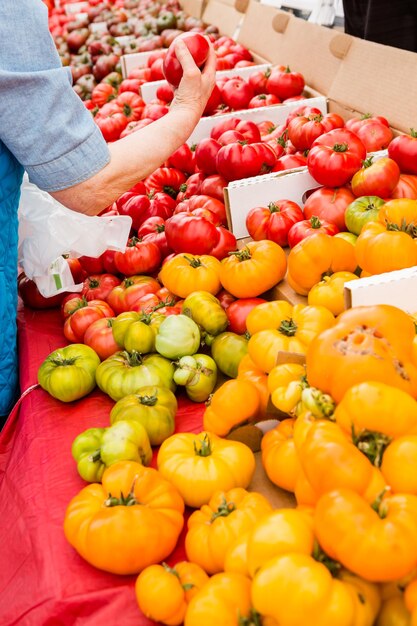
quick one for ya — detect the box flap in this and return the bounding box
[327,37,417,133]
[180,0,206,19]
[344,267,417,313]
[237,1,343,94]
[202,0,244,37]
[120,51,157,78]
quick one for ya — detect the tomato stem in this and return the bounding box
[278,318,298,336]
[138,394,158,406]
[310,215,322,229]
[313,542,342,577]
[370,488,390,518]
[211,497,236,521]
[194,433,212,457]
[104,478,139,507]
[351,427,392,467]
[183,255,202,268]
[238,609,264,626]
[88,449,102,463]
[332,143,348,153]
[228,247,252,262]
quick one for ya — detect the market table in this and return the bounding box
[0,301,208,626]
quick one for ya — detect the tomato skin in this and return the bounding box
[226,298,267,334]
[137,216,172,259]
[115,91,145,121]
[221,78,255,110]
[163,32,209,87]
[349,118,393,152]
[211,119,261,143]
[391,174,417,199]
[351,157,401,198]
[288,113,344,151]
[145,167,187,197]
[166,143,196,175]
[195,138,222,175]
[210,227,237,260]
[200,174,227,202]
[288,216,339,248]
[344,195,385,235]
[78,255,104,275]
[95,112,128,142]
[266,66,305,100]
[216,142,276,182]
[303,187,356,231]
[388,129,417,175]
[84,317,120,360]
[277,153,308,170]
[174,195,227,226]
[165,213,220,255]
[64,299,115,343]
[246,200,304,247]
[119,191,176,232]
[107,276,161,315]
[307,129,366,187]
[176,172,205,202]
[114,238,161,276]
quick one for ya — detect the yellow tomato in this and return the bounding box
[307,271,359,316]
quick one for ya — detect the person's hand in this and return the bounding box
[169,36,217,120]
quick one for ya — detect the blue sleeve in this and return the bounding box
[0,0,110,192]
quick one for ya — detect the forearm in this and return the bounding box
[50,106,200,215]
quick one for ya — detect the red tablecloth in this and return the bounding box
[0,303,205,626]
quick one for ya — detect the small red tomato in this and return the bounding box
[163,32,209,88]
[287,216,339,248]
[226,298,267,334]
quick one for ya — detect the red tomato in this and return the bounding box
[287,216,339,248]
[138,216,172,259]
[174,195,226,225]
[166,144,196,175]
[248,68,272,94]
[118,78,144,95]
[217,130,246,146]
[210,119,261,143]
[176,172,205,202]
[276,153,308,170]
[195,137,222,175]
[141,103,169,121]
[209,226,237,260]
[17,273,65,310]
[91,83,117,108]
[248,93,281,108]
[303,186,356,231]
[226,298,267,334]
[285,105,322,127]
[391,174,417,199]
[101,250,119,275]
[64,257,87,284]
[287,113,345,151]
[246,200,304,247]
[348,118,393,152]
[203,84,223,115]
[266,66,305,100]
[145,167,187,197]
[163,32,209,87]
[115,91,145,122]
[95,111,128,142]
[114,237,161,276]
[118,191,176,231]
[81,274,121,302]
[146,50,167,68]
[107,276,161,314]
[216,142,276,181]
[388,129,417,175]
[150,57,165,81]
[164,213,220,255]
[351,156,401,198]
[221,78,255,110]
[63,299,114,343]
[78,255,104,275]
[307,129,366,187]
[200,174,227,202]
[156,82,175,103]
[83,317,119,360]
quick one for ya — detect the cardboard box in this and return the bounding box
[344,267,417,313]
[120,51,159,78]
[186,94,327,144]
[202,0,247,38]
[180,0,207,19]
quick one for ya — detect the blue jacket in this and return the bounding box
[0,141,23,415]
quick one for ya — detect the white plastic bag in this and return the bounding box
[18,175,132,297]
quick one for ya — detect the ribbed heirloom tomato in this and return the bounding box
[307,128,366,187]
[246,200,304,247]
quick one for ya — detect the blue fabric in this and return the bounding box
[0,142,24,415]
[0,0,110,191]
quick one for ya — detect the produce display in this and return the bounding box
[11,0,417,625]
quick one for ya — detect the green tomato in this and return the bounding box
[124,320,156,353]
[71,427,106,482]
[112,311,141,348]
[211,332,248,379]
[344,195,385,235]
[96,351,176,401]
[182,291,228,336]
[155,314,200,359]
[38,344,100,402]
[109,385,177,446]
[174,353,217,403]
[100,420,152,467]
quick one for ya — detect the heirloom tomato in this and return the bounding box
[344,195,384,235]
[81,273,121,302]
[136,561,209,626]
[38,344,100,402]
[200,174,227,202]
[84,317,120,360]
[118,190,176,231]
[173,354,217,402]
[278,153,308,170]
[137,216,172,259]
[306,304,417,402]
[247,300,335,373]
[266,65,305,100]
[287,232,356,296]
[307,128,366,187]
[114,237,161,276]
[226,297,266,334]
[185,488,272,574]
[392,174,417,199]
[95,111,128,142]
[110,385,177,446]
[287,112,344,151]
[159,253,222,298]
[216,141,276,181]
[96,351,176,401]
[388,128,417,175]
[221,78,255,110]
[64,461,184,575]
[211,119,261,144]
[155,314,201,359]
[17,273,65,309]
[195,138,222,175]
[174,195,226,225]
[182,290,228,337]
[145,167,187,197]
[157,431,256,508]
[249,67,272,94]
[314,489,417,582]
[287,216,339,248]
[210,227,237,260]
[210,331,248,378]
[261,419,301,492]
[350,117,393,152]
[165,213,220,255]
[303,186,355,231]
[115,91,145,121]
[63,299,114,343]
[355,221,417,275]
[246,200,304,247]
[220,240,287,298]
[351,156,400,198]
[163,32,210,88]
[107,276,160,315]
[203,378,260,436]
[307,271,359,315]
[166,143,196,175]
[249,93,281,108]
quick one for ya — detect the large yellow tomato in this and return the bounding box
[159,253,222,298]
[63,461,184,575]
[261,419,301,492]
[157,431,256,508]
[307,271,359,316]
